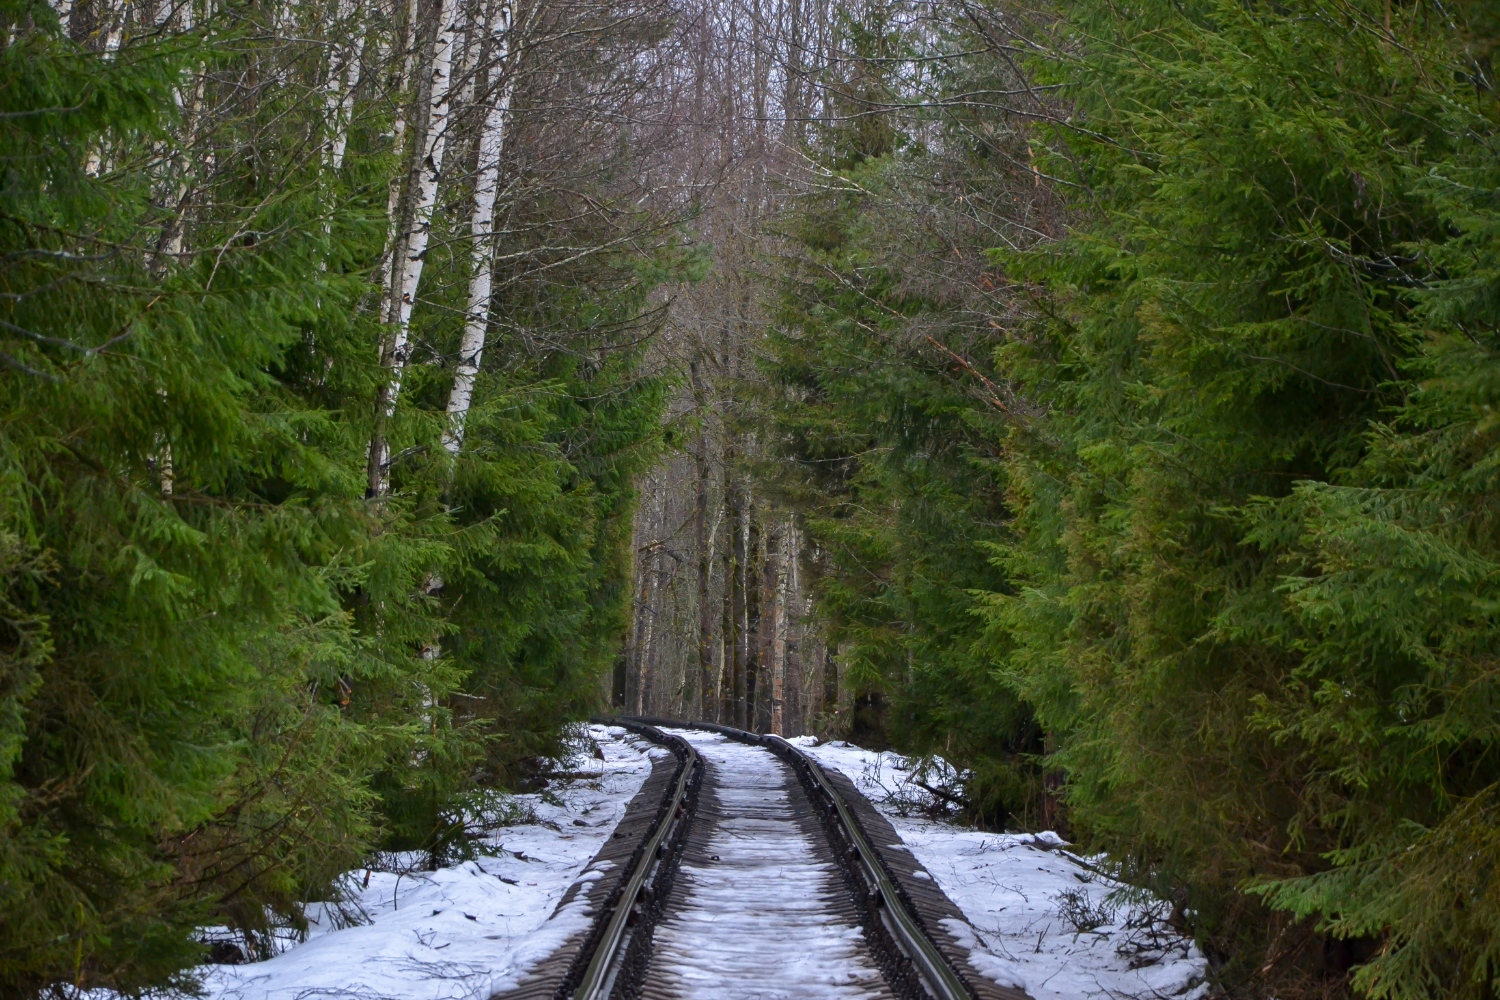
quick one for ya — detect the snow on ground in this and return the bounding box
[791,737,1210,1000]
[197,724,664,1000]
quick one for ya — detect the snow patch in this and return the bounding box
[794,738,1210,1000]
[197,724,660,1000]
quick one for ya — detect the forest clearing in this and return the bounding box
[3,0,1498,996]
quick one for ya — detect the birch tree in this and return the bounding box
[369,0,462,497]
[324,0,367,173]
[442,0,514,456]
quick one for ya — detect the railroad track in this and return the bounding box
[502,720,1031,1000]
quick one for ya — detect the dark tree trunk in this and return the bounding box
[755,513,777,733]
[744,507,761,729]
[692,360,714,720]
[822,644,838,723]
[732,481,749,727]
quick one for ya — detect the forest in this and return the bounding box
[2,0,1498,995]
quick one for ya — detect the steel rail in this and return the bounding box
[615,717,975,1000]
[765,733,973,1000]
[568,723,699,1000]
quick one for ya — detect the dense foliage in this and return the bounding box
[762,3,1050,828]
[764,0,1500,995]
[10,0,1500,992]
[0,0,672,992]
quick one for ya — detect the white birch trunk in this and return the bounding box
[157,437,174,494]
[160,77,205,262]
[369,0,462,496]
[441,5,513,456]
[85,3,128,176]
[154,0,203,487]
[159,0,213,263]
[329,40,366,171]
[323,0,366,173]
[373,0,422,331]
[102,11,124,53]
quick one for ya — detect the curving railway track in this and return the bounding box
[501,719,1031,1000]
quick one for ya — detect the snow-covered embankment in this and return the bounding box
[199,724,663,1000]
[793,738,1210,1000]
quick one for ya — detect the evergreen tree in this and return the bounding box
[762,0,1049,825]
[0,0,681,990]
[765,0,1500,993]
[984,0,1500,992]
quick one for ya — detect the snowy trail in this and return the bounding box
[641,730,894,1000]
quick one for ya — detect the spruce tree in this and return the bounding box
[0,0,681,991]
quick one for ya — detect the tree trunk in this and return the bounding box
[323,0,366,174]
[755,512,775,732]
[407,0,507,671]
[368,0,460,497]
[48,0,74,31]
[782,519,800,733]
[442,3,514,455]
[721,457,740,724]
[717,548,731,723]
[769,517,787,734]
[822,635,838,724]
[692,360,715,720]
[744,502,760,729]
[373,0,422,330]
[157,0,205,265]
[634,552,656,715]
[630,473,668,716]
[730,478,748,727]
